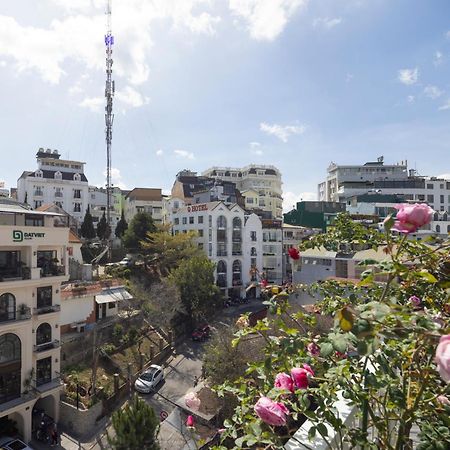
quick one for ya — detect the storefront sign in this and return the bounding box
[187,204,208,212]
[13,230,46,242]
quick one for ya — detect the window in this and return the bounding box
[74,189,81,199]
[108,302,116,309]
[54,171,62,180]
[0,333,21,403]
[232,260,242,285]
[217,216,227,229]
[198,216,204,224]
[182,217,187,225]
[73,173,81,181]
[251,231,257,241]
[174,218,179,225]
[74,203,81,212]
[335,260,348,278]
[427,183,433,189]
[417,194,425,201]
[436,225,441,233]
[36,357,52,386]
[440,184,444,189]
[189,216,194,224]
[0,293,16,322]
[427,195,434,203]
[441,195,445,203]
[34,186,43,196]
[55,187,63,198]
[246,197,254,204]
[37,286,52,308]
[25,215,44,226]
[217,260,227,287]
[208,243,212,256]
[198,243,204,250]
[35,170,43,178]
[198,229,204,237]
[36,323,52,346]
[209,215,212,227]
[174,201,179,209]
[251,247,257,256]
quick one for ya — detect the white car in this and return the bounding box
[134,365,164,393]
[119,257,133,267]
[0,437,34,450]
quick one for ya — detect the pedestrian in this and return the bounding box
[193,375,199,387]
[50,422,58,447]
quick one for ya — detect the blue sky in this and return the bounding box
[1,0,450,210]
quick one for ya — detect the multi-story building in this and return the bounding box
[202,165,283,219]
[318,157,409,202]
[124,188,163,225]
[17,148,89,226]
[88,186,122,235]
[0,201,69,442]
[261,219,283,285]
[284,201,346,231]
[171,201,263,299]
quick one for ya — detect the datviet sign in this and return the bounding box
[13,230,46,242]
[187,204,208,212]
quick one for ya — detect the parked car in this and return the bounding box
[89,242,102,249]
[0,437,34,450]
[134,365,164,393]
[191,324,211,341]
[119,257,133,267]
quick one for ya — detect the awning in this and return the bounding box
[95,286,133,304]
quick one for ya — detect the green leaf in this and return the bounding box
[308,426,316,440]
[332,335,348,353]
[416,270,438,283]
[358,273,374,286]
[316,423,328,437]
[320,342,334,357]
[384,214,394,232]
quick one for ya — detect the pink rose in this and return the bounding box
[302,363,315,377]
[290,368,309,389]
[254,397,289,426]
[437,395,450,406]
[409,295,421,307]
[307,342,320,357]
[436,335,450,383]
[186,415,195,428]
[392,203,434,234]
[274,372,294,392]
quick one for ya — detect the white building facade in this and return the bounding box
[0,203,68,442]
[202,165,283,219]
[17,149,89,227]
[124,188,163,225]
[171,202,263,299]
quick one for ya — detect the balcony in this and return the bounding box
[32,376,63,394]
[55,191,63,198]
[0,266,31,282]
[33,339,60,353]
[33,304,60,315]
[0,391,36,414]
[40,265,65,278]
[0,306,31,324]
[34,191,43,197]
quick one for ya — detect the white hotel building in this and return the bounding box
[0,202,68,442]
[171,201,263,299]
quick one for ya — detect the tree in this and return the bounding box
[140,226,202,276]
[80,206,96,239]
[96,211,111,240]
[169,254,221,322]
[107,394,159,450]
[115,210,128,239]
[122,212,157,251]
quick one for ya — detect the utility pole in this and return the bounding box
[105,0,115,261]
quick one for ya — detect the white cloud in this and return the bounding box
[0,0,221,86]
[424,85,443,99]
[229,0,308,41]
[434,51,443,66]
[313,17,342,29]
[346,73,353,83]
[407,95,415,103]
[260,122,306,142]
[249,141,261,148]
[0,60,7,67]
[398,67,419,85]
[156,149,164,156]
[174,149,195,160]
[116,85,149,108]
[102,167,128,190]
[438,99,450,111]
[283,191,316,212]
[79,96,103,112]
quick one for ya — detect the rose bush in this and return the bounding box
[213,212,450,449]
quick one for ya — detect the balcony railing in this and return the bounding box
[0,266,31,282]
[55,191,63,197]
[0,306,31,324]
[40,265,65,278]
[33,339,60,353]
[32,376,63,394]
[0,391,36,414]
[33,304,61,315]
[34,191,43,196]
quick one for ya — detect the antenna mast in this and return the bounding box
[105,0,114,259]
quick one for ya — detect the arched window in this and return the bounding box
[443,213,448,221]
[217,260,227,288]
[232,217,241,230]
[232,260,242,285]
[54,171,62,180]
[0,293,16,322]
[232,217,242,255]
[434,212,439,221]
[36,323,52,346]
[217,216,227,256]
[73,173,81,181]
[0,333,21,403]
[436,224,441,233]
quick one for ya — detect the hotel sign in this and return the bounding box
[187,204,208,212]
[13,230,46,242]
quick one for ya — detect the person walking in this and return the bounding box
[50,422,58,447]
